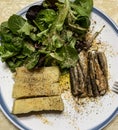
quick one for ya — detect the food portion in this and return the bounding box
[0,0,110,116]
[0,0,93,72]
[70,50,109,98]
[12,66,61,98]
[12,96,64,114]
[12,66,64,114]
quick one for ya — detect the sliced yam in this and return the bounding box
[12,82,60,98]
[14,66,60,83]
[12,66,61,98]
[12,96,64,114]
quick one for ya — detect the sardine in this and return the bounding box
[88,51,99,97]
[94,52,108,95]
[70,61,87,97]
[76,62,87,97]
[97,51,108,77]
[70,50,109,98]
[86,74,93,97]
[70,67,80,96]
[78,51,88,79]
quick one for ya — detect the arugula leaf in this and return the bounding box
[47,36,78,69]
[0,46,4,56]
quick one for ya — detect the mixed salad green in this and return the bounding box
[0,0,93,71]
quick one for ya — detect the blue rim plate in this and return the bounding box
[0,1,118,130]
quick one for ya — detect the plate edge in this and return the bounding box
[0,1,118,130]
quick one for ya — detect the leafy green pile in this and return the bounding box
[0,0,93,71]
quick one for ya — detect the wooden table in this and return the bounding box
[0,0,118,130]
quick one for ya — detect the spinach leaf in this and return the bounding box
[22,42,35,56]
[4,37,23,51]
[6,59,24,72]
[67,0,93,34]
[25,52,40,69]
[8,14,37,40]
[73,0,93,15]
[34,9,57,31]
[18,21,36,36]
[52,44,78,69]
[8,14,26,34]
[1,51,17,62]
[0,22,9,34]
[75,16,90,28]
[51,0,69,32]
[0,22,13,43]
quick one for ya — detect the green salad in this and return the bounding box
[0,0,93,71]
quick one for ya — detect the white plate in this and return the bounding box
[0,1,118,130]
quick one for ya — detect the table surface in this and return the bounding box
[0,0,118,130]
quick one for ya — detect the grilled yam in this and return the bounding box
[12,66,61,98]
[12,96,64,114]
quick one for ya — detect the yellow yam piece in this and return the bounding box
[12,96,64,114]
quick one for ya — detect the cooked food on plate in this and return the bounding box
[70,50,109,98]
[12,96,64,114]
[12,66,61,98]
[0,0,110,115]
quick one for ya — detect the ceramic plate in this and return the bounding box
[0,1,118,130]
